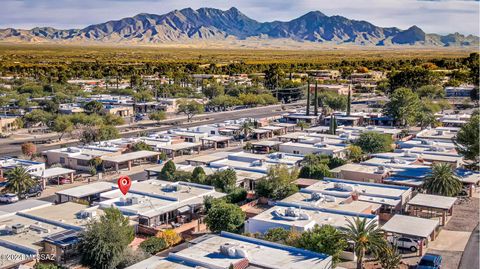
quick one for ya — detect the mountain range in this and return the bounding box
[0,7,478,47]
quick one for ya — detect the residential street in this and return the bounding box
[459,224,479,269]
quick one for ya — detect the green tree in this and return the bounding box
[328,156,347,169]
[79,207,134,269]
[264,64,284,91]
[329,115,338,135]
[103,113,125,126]
[255,165,299,200]
[343,217,386,269]
[24,110,54,127]
[388,68,440,92]
[263,227,290,243]
[226,187,248,204]
[207,169,237,193]
[208,95,243,109]
[202,83,225,99]
[159,160,176,181]
[299,163,332,179]
[240,121,254,139]
[423,163,462,197]
[453,114,479,166]
[51,115,74,140]
[4,167,37,196]
[205,200,245,233]
[80,125,120,144]
[417,99,440,129]
[131,141,153,151]
[192,166,206,184]
[354,132,393,154]
[416,85,444,99]
[149,111,167,124]
[177,99,204,122]
[318,92,348,111]
[139,237,168,255]
[296,121,309,131]
[84,100,104,115]
[347,145,364,162]
[378,245,402,269]
[383,88,420,127]
[294,225,348,266]
[133,90,153,102]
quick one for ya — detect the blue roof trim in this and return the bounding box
[323,177,411,190]
[220,231,331,260]
[275,201,377,219]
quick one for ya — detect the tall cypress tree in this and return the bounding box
[329,114,337,135]
[314,81,319,116]
[306,80,311,116]
[347,86,352,116]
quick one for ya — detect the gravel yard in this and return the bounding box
[445,197,479,232]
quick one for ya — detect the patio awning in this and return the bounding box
[177,205,191,214]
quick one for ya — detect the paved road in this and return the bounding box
[0,102,304,156]
[459,224,479,269]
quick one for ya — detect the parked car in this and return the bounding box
[49,177,72,185]
[387,236,421,252]
[0,193,19,203]
[417,253,442,269]
[19,185,42,199]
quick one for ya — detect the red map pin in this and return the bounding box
[117,175,131,195]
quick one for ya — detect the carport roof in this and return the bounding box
[407,193,456,210]
[102,150,159,163]
[30,167,75,178]
[382,215,439,238]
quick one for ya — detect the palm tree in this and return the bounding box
[344,217,386,269]
[378,245,402,269]
[296,121,309,131]
[422,163,462,197]
[4,167,37,197]
[240,121,254,140]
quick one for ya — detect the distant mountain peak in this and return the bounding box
[0,7,477,47]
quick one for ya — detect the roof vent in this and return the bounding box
[334,182,355,192]
[220,243,249,259]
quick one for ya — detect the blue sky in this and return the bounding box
[2,0,479,35]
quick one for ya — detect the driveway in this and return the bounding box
[459,224,479,269]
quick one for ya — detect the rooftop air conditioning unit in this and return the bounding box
[11,224,26,234]
[311,192,324,201]
[127,197,139,205]
[375,166,386,174]
[334,182,355,192]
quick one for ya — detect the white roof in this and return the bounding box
[171,232,332,269]
[30,167,75,178]
[156,142,201,151]
[407,193,456,210]
[200,136,233,142]
[56,182,115,198]
[102,150,159,163]
[381,215,439,238]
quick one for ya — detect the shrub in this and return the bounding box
[156,229,181,247]
[139,237,168,254]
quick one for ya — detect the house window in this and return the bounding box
[293,150,300,155]
[59,157,65,164]
[210,131,215,135]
